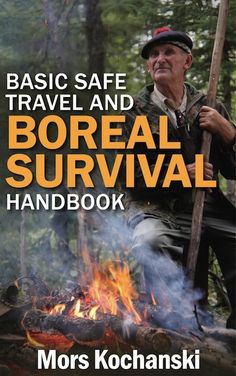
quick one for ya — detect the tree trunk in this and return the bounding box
[20,210,26,277]
[42,0,77,70]
[77,205,90,280]
[85,0,105,79]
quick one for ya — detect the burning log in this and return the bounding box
[1,270,236,376]
[22,308,198,353]
[108,313,235,372]
[3,305,235,376]
[31,285,85,313]
[135,326,199,353]
[33,296,75,312]
[106,315,198,353]
[98,314,172,352]
[1,278,84,310]
[22,309,106,345]
[23,307,203,353]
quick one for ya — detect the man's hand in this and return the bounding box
[199,106,236,145]
[186,162,214,190]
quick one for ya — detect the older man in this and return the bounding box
[121,27,236,328]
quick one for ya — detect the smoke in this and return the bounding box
[1,186,214,331]
[73,206,214,331]
[80,207,214,331]
[133,245,213,330]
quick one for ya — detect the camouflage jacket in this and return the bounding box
[120,83,235,227]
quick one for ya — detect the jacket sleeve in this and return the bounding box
[214,101,236,180]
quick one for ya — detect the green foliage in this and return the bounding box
[208,249,230,319]
[100,0,236,109]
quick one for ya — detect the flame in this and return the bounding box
[88,305,99,320]
[27,331,45,348]
[25,258,146,351]
[150,291,157,306]
[73,299,83,317]
[68,260,142,323]
[88,261,142,324]
[49,303,65,315]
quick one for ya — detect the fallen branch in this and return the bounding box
[22,309,105,344]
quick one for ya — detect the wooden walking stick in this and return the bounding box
[186,0,229,282]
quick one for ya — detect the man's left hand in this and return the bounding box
[199,106,236,145]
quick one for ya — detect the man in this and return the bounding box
[121,27,236,328]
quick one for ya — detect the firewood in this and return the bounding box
[96,311,168,350]
[15,309,236,375]
[33,296,75,311]
[202,326,236,352]
[22,309,105,344]
[0,305,31,335]
[31,286,85,312]
[108,315,236,373]
[134,326,172,352]
[22,309,198,353]
[96,312,197,353]
[1,284,19,306]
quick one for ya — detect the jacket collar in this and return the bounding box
[134,83,204,114]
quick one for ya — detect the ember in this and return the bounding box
[26,331,73,352]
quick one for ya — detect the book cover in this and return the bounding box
[0,1,235,375]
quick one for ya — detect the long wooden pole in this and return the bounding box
[186,0,229,282]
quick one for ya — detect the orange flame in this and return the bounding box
[25,258,148,351]
[88,305,99,320]
[26,331,45,348]
[88,261,142,323]
[49,303,66,315]
[73,299,83,317]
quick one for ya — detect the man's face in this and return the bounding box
[146,43,192,85]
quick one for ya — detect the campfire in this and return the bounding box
[0,257,235,375]
[23,260,144,352]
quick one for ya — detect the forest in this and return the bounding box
[0,0,235,317]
